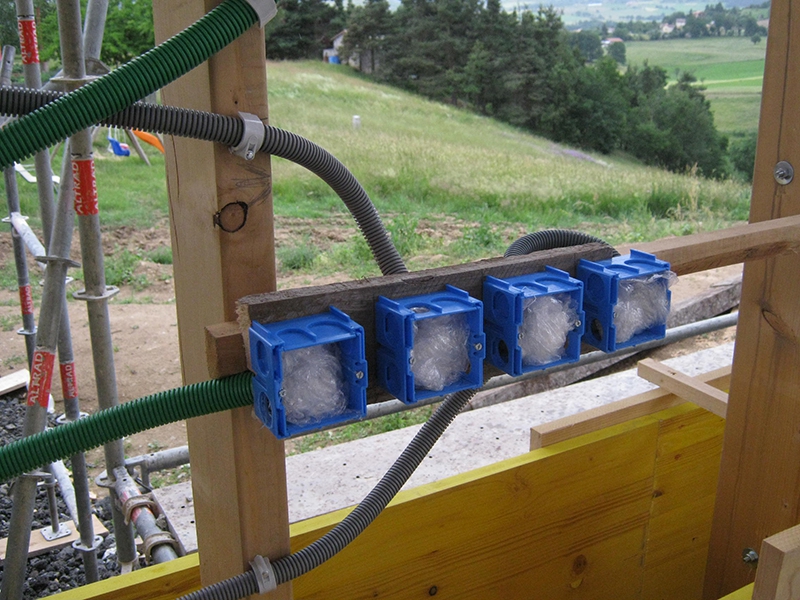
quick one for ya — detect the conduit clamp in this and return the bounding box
[143,530,181,563]
[231,112,266,161]
[121,494,158,525]
[250,555,277,593]
[243,0,277,28]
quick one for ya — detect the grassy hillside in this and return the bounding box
[626,38,765,134]
[11,60,751,281]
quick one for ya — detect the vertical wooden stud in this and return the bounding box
[704,6,800,597]
[151,1,292,597]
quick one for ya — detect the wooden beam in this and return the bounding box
[637,359,728,418]
[0,369,28,396]
[625,215,800,276]
[205,322,247,379]
[705,3,800,596]
[752,524,800,600]
[531,365,731,449]
[151,1,291,598]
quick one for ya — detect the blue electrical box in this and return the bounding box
[577,249,672,352]
[483,266,584,376]
[375,285,485,404]
[249,307,368,439]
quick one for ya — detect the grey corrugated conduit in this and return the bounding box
[0,87,405,276]
[505,229,620,258]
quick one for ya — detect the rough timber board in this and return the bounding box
[53,403,726,600]
[704,2,800,596]
[0,516,107,563]
[752,524,800,600]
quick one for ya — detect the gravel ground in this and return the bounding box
[0,389,122,599]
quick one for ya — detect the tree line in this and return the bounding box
[326,0,728,177]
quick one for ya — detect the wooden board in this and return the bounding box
[151,1,291,598]
[50,404,726,600]
[625,215,800,276]
[0,516,107,563]
[752,524,800,600]
[637,359,728,418]
[531,365,731,449]
[0,369,29,396]
[704,3,800,597]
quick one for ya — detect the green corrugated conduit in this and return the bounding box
[0,373,253,483]
[0,0,258,169]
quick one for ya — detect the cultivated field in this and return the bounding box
[626,37,766,134]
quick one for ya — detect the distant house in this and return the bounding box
[661,23,675,34]
[601,37,624,46]
[675,18,686,29]
[322,30,347,64]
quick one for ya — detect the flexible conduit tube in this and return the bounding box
[0,88,406,276]
[505,229,620,258]
[0,373,253,483]
[0,0,258,169]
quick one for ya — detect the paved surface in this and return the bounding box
[155,342,734,552]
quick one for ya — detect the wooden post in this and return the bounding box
[704,4,800,597]
[752,524,800,600]
[151,2,292,597]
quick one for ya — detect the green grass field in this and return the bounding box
[626,37,766,134]
[10,60,751,282]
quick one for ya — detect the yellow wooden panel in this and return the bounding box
[720,584,753,600]
[290,422,660,600]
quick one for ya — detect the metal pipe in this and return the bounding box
[127,446,190,489]
[9,212,47,265]
[82,0,108,63]
[0,149,76,600]
[112,467,179,565]
[50,460,78,523]
[14,0,57,245]
[55,0,138,567]
[44,467,63,536]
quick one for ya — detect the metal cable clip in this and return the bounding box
[121,494,157,525]
[143,530,181,563]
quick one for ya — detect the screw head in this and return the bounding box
[355,371,364,380]
[775,161,794,185]
[279,389,286,398]
[742,548,759,564]
[474,343,483,351]
[575,320,582,328]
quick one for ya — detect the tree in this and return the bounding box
[340,0,393,73]
[568,30,602,62]
[266,0,346,60]
[607,41,626,65]
[101,0,155,64]
[729,132,757,182]
[751,34,762,44]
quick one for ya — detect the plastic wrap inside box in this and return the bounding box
[577,249,674,352]
[484,266,584,376]
[249,307,367,439]
[376,285,485,404]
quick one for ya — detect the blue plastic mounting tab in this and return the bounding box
[375,285,485,404]
[483,266,584,376]
[577,249,672,352]
[248,306,367,439]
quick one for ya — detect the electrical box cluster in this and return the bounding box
[249,251,673,438]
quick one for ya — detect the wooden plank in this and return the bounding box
[0,369,29,396]
[704,3,800,597]
[531,365,731,449]
[752,524,800,600]
[642,408,726,599]
[721,585,754,600]
[637,359,728,418]
[151,1,291,598]
[52,403,722,600]
[0,516,107,563]
[626,215,800,276]
[48,554,201,600]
